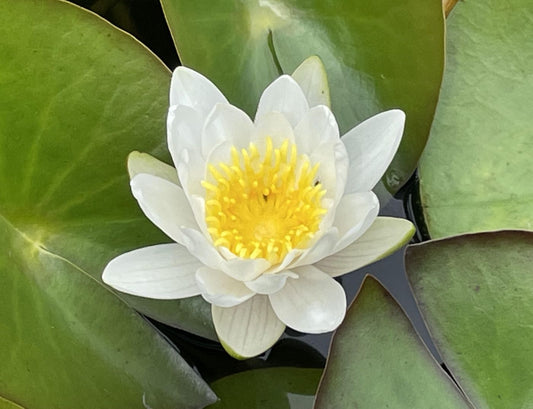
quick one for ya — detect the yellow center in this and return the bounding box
[202,137,327,265]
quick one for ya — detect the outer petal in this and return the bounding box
[130,173,199,245]
[332,191,380,253]
[167,105,203,165]
[127,151,180,186]
[255,75,309,128]
[245,271,298,295]
[343,109,406,193]
[169,66,228,119]
[269,265,346,333]
[102,244,202,299]
[202,103,254,157]
[315,217,416,277]
[212,295,285,359]
[196,267,255,307]
[291,56,331,108]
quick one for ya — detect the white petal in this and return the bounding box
[130,173,198,245]
[180,227,225,269]
[292,105,347,205]
[291,56,331,108]
[332,192,380,252]
[269,265,346,333]
[167,105,203,165]
[253,111,295,148]
[167,106,206,198]
[127,151,180,186]
[343,109,406,193]
[102,244,202,299]
[267,248,305,274]
[202,103,254,157]
[169,66,228,119]
[179,228,271,282]
[294,105,339,154]
[245,271,298,295]
[293,228,339,267]
[175,148,206,198]
[315,217,415,277]
[212,295,285,358]
[255,75,309,128]
[307,139,349,206]
[331,141,349,204]
[196,267,255,307]
[220,257,271,282]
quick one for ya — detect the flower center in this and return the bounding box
[202,137,327,265]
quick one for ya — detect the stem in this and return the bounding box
[267,29,284,76]
[443,0,460,17]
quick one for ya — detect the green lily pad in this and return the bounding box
[160,0,445,192]
[207,367,322,409]
[0,0,215,339]
[0,0,216,407]
[315,276,473,409]
[0,396,24,409]
[418,0,533,238]
[406,231,533,409]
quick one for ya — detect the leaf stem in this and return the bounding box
[443,0,460,17]
[267,29,284,76]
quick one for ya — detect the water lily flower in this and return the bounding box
[103,57,415,358]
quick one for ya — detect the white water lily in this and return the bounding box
[103,57,415,358]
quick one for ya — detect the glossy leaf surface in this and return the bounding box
[0,0,215,407]
[1,0,215,340]
[208,367,322,409]
[161,0,445,192]
[315,276,472,409]
[406,231,533,409]
[0,396,24,409]
[418,0,533,238]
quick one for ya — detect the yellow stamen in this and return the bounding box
[203,137,326,265]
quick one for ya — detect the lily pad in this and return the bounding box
[418,0,533,238]
[207,367,322,409]
[0,396,24,409]
[315,276,472,409]
[160,0,445,192]
[0,0,215,339]
[406,231,533,409]
[0,0,215,407]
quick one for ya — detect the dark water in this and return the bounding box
[74,0,440,385]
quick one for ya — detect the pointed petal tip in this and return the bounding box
[169,65,227,114]
[316,217,416,277]
[255,75,309,126]
[127,151,180,186]
[291,55,330,108]
[343,109,407,193]
[388,108,406,124]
